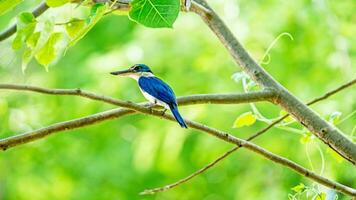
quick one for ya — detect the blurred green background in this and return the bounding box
[0,0,355,199]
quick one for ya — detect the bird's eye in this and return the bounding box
[133,66,140,71]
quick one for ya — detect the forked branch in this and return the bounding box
[0,83,355,196]
[190,0,356,164]
[0,84,275,149]
[140,78,356,195]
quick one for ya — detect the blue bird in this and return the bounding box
[110,64,188,128]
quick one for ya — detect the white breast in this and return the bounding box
[127,73,168,108]
[140,88,170,109]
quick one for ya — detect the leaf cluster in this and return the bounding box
[0,0,180,70]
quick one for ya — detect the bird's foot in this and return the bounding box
[145,104,155,114]
[145,103,155,114]
[161,109,168,116]
[144,103,155,108]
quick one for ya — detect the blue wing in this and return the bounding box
[138,76,177,105]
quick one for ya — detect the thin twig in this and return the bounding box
[140,78,356,195]
[307,79,356,105]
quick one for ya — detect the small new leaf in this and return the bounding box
[17,12,36,27]
[46,0,69,7]
[90,3,104,17]
[129,0,180,28]
[20,32,41,71]
[12,12,36,50]
[12,23,36,49]
[35,32,64,70]
[22,48,33,72]
[233,112,256,128]
[22,18,54,71]
[65,19,85,38]
[26,32,41,49]
[291,183,305,193]
[0,0,22,16]
[67,3,107,47]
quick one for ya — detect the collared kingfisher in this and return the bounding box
[110,64,188,128]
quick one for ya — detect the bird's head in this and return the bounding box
[110,64,153,79]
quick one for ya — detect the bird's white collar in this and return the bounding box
[127,72,154,81]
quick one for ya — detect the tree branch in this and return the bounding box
[141,78,356,195]
[1,101,355,196]
[0,0,355,196]
[0,82,355,196]
[0,84,276,148]
[0,84,275,150]
[0,2,49,42]
[0,84,275,106]
[190,0,356,164]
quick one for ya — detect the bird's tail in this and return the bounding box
[169,104,188,128]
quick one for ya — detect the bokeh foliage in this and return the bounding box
[0,0,355,199]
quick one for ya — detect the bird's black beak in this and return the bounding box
[110,69,133,76]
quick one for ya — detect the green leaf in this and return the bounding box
[129,0,180,28]
[35,32,64,70]
[291,183,305,193]
[315,192,326,200]
[0,0,23,16]
[36,19,55,48]
[12,23,36,49]
[12,34,23,50]
[22,47,33,72]
[26,32,41,49]
[67,3,107,47]
[17,12,36,26]
[65,19,85,38]
[12,12,37,50]
[12,23,36,50]
[21,32,41,71]
[233,112,256,128]
[328,111,341,125]
[21,18,54,71]
[46,0,69,7]
[90,3,104,17]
